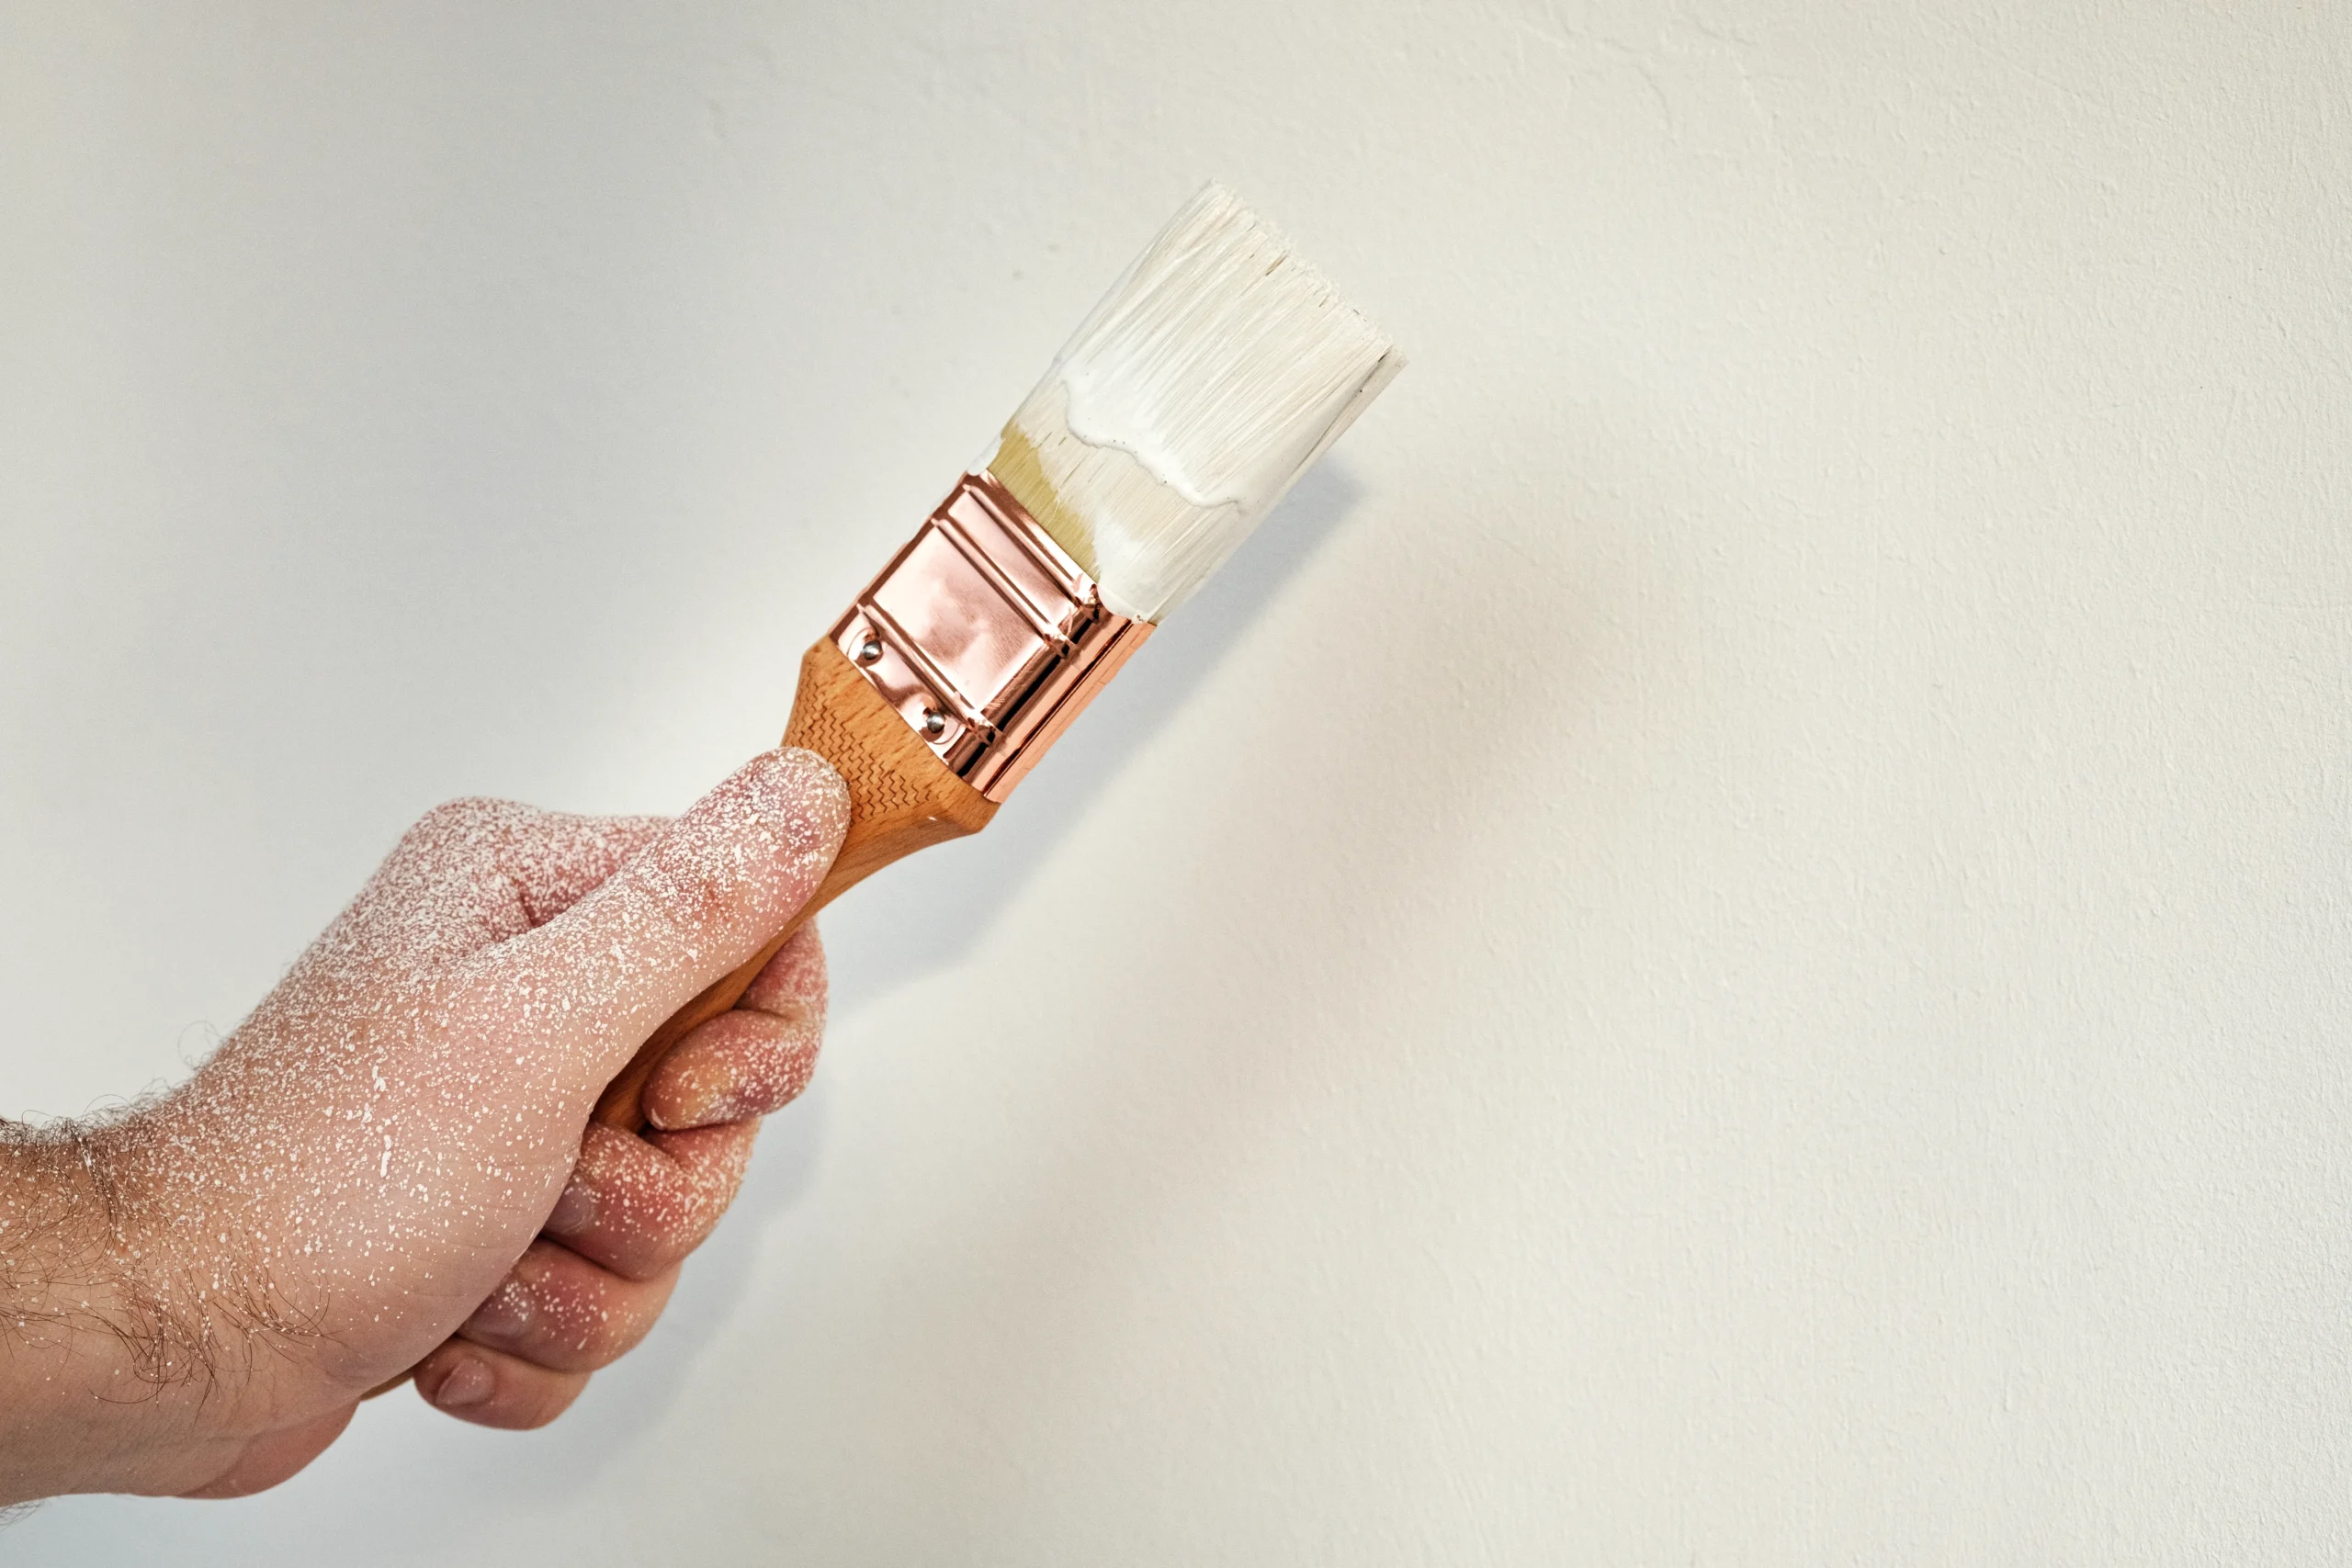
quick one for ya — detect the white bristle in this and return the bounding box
[991,184,1403,622]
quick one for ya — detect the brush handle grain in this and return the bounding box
[589,638,997,1132]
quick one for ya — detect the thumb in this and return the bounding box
[468,748,849,1089]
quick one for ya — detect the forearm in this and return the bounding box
[0,1122,228,1503]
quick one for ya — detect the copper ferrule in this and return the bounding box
[830,470,1152,801]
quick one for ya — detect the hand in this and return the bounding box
[0,748,848,1505]
[404,919,832,1437]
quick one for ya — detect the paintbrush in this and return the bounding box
[594,182,1403,1130]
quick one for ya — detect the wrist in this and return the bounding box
[0,1121,238,1502]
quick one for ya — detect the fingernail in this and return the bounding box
[462,1281,535,1345]
[432,1358,494,1410]
[545,1179,595,1237]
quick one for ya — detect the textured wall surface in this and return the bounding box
[5,2,2348,1560]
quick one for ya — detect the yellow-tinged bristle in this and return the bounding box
[989,184,1402,623]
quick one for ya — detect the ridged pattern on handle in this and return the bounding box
[782,668,926,817]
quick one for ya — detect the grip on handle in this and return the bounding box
[589,638,997,1132]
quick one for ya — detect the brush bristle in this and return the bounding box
[988,184,1402,622]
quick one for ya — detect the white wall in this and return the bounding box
[5,2,2348,1560]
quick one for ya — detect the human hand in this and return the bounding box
[0,748,847,1505]
[401,916,835,1439]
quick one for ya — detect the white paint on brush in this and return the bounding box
[1002,185,1403,621]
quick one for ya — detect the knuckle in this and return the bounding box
[607,858,716,952]
[410,796,514,840]
[648,829,754,914]
[541,1139,717,1280]
[729,1037,818,1116]
[601,1237,688,1284]
[391,798,530,876]
[743,925,829,1016]
[494,1368,587,1429]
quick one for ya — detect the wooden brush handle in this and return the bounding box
[589,638,997,1132]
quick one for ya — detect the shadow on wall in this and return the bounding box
[833,405,1696,1521]
[820,459,1373,1020]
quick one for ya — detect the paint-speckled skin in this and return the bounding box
[0,750,845,1501]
